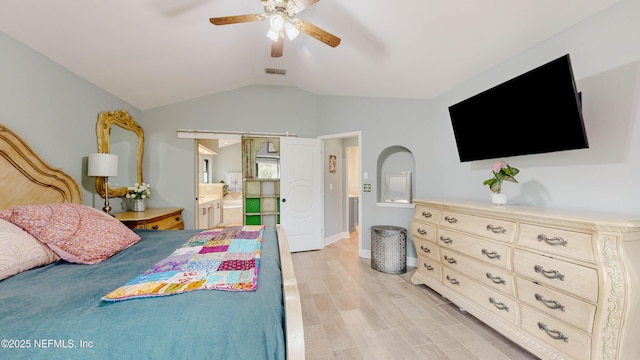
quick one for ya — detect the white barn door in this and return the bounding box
[280,137,322,252]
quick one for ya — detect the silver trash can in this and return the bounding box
[371,225,407,274]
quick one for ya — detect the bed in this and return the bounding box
[0,124,304,359]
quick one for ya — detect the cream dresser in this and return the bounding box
[410,199,640,360]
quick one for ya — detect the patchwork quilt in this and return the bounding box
[102,225,265,302]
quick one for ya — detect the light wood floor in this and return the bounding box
[292,230,539,360]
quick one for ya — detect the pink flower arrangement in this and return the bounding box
[483,161,519,194]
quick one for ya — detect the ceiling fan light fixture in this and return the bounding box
[269,13,285,31]
[209,0,341,57]
[284,21,299,40]
[266,28,280,42]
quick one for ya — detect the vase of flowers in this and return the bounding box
[483,161,519,206]
[127,182,150,212]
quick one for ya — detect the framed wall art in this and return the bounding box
[329,155,336,173]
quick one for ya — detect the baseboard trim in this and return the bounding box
[324,232,350,247]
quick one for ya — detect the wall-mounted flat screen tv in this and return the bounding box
[448,54,588,162]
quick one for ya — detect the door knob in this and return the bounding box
[282,198,286,202]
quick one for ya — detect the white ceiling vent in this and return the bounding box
[265,68,286,75]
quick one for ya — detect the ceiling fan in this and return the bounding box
[209,0,341,58]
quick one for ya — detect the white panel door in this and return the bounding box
[280,137,322,252]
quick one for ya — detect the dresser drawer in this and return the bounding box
[517,278,596,333]
[413,205,441,225]
[442,268,517,325]
[116,208,184,231]
[413,237,439,261]
[521,305,591,360]
[518,223,595,263]
[514,250,598,303]
[416,255,442,281]
[440,249,515,297]
[145,213,184,230]
[440,248,515,296]
[411,221,437,242]
[439,211,516,243]
[438,228,512,270]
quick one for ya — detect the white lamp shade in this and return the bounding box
[88,153,118,177]
[266,28,280,42]
[284,22,299,40]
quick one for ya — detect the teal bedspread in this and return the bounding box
[0,228,285,360]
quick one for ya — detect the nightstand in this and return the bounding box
[114,208,184,230]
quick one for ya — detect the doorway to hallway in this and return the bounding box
[319,131,362,255]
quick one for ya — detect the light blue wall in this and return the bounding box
[316,96,437,249]
[0,32,140,207]
[2,0,640,252]
[314,0,640,250]
[139,85,318,227]
[323,139,344,237]
[427,0,640,216]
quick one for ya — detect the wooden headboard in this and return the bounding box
[0,124,82,210]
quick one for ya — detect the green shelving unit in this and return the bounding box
[243,178,280,228]
[245,198,261,213]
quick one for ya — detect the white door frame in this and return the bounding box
[318,131,362,254]
[181,134,242,229]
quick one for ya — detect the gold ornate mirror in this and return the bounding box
[95,110,144,198]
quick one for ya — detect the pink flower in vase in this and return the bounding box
[493,160,509,173]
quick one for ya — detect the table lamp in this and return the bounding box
[88,153,118,214]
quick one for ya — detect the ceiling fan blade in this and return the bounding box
[209,14,265,26]
[297,20,341,48]
[271,36,284,58]
[290,0,319,13]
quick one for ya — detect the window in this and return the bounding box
[203,158,210,183]
[256,156,279,179]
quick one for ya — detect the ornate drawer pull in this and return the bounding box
[481,248,501,260]
[439,236,453,244]
[423,263,434,271]
[537,234,568,247]
[152,225,159,230]
[175,217,181,221]
[489,297,509,311]
[538,322,569,342]
[417,228,427,236]
[446,275,459,285]
[420,245,431,253]
[534,265,565,281]
[422,211,432,219]
[444,255,457,264]
[535,293,566,311]
[486,272,506,285]
[444,216,458,224]
[486,224,506,234]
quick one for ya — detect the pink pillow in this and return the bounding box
[0,203,140,264]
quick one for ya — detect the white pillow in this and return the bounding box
[0,218,59,281]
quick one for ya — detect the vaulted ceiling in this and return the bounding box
[0,0,619,110]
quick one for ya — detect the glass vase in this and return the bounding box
[491,193,507,206]
[132,198,146,212]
